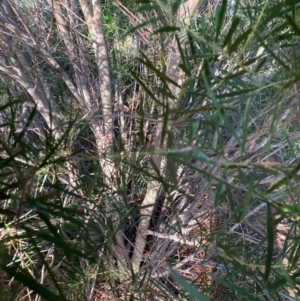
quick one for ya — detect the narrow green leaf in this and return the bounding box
[216,0,228,42]
[160,103,170,147]
[21,227,87,260]
[167,156,177,187]
[37,211,61,238]
[223,16,240,48]
[174,155,237,190]
[154,26,180,34]
[157,86,177,99]
[268,22,290,38]
[255,57,267,72]
[268,162,300,193]
[192,148,215,164]
[0,99,22,111]
[286,236,300,271]
[139,114,145,147]
[285,13,300,35]
[214,175,224,207]
[264,203,274,282]
[169,267,209,301]
[167,130,174,150]
[139,52,180,87]
[121,16,163,40]
[233,180,254,222]
[202,73,241,146]
[216,87,258,98]
[257,35,291,70]
[171,0,181,16]
[228,28,252,55]
[136,2,159,11]
[277,203,300,214]
[2,266,64,301]
[175,35,191,76]
[241,98,251,154]
[13,106,36,145]
[130,70,162,105]
[214,276,261,300]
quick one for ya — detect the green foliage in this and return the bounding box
[127,0,300,299]
[1,0,300,300]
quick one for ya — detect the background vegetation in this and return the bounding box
[1,0,300,300]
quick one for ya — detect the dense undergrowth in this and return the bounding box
[1,0,300,300]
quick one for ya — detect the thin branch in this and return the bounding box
[145,229,201,247]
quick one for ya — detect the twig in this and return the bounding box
[88,254,102,301]
[229,202,266,233]
[145,229,201,247]
[152,247,205,279]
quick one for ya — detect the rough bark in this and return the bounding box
[78,0,129,275]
